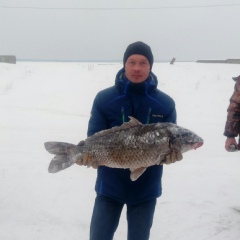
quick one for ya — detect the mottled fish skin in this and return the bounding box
[45,117,203,181]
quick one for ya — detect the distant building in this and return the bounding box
[196,59,240,64]
[226,59,240,64]
[0,55,16,64]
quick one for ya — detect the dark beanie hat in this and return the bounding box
[123,41,154,69]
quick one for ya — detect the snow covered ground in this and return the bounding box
[0,61,240,240]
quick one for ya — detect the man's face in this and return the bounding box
[124,54,151,83]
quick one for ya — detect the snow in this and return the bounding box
[0,61,240,240]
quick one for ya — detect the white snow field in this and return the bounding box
[0,61,240,239]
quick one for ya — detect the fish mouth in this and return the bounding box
[193,141,203,150]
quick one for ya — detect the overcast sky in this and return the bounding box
[0,0,240,62]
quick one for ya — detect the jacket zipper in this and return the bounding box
[121,106,125,123]
[147,108,152,124]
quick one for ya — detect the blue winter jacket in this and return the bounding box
[87,68,176,204]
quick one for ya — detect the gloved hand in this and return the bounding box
[161,151,183,165]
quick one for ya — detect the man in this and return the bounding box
[224,75,240,151]
[86,41,181,240]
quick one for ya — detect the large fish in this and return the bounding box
[45,117,203,181]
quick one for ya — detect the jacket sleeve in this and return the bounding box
[224,80,240,137]
[164,102,177,124]
[87,92,109,137]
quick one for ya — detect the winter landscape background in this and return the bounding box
[0,61,240,239]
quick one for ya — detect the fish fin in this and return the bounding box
[48,154,74,173]
[44,142,76,154]
[44,142,78,173]
[130,167,147,181]
[87,116,142,141]
[127,116,142,126]
[90,162,98,169]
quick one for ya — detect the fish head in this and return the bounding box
[167,124,204,153]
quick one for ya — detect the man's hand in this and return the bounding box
[161,151,183,165]
[225,137,238,152]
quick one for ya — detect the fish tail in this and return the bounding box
[44,142,78,173]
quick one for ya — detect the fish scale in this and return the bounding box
[83,127,162,168]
